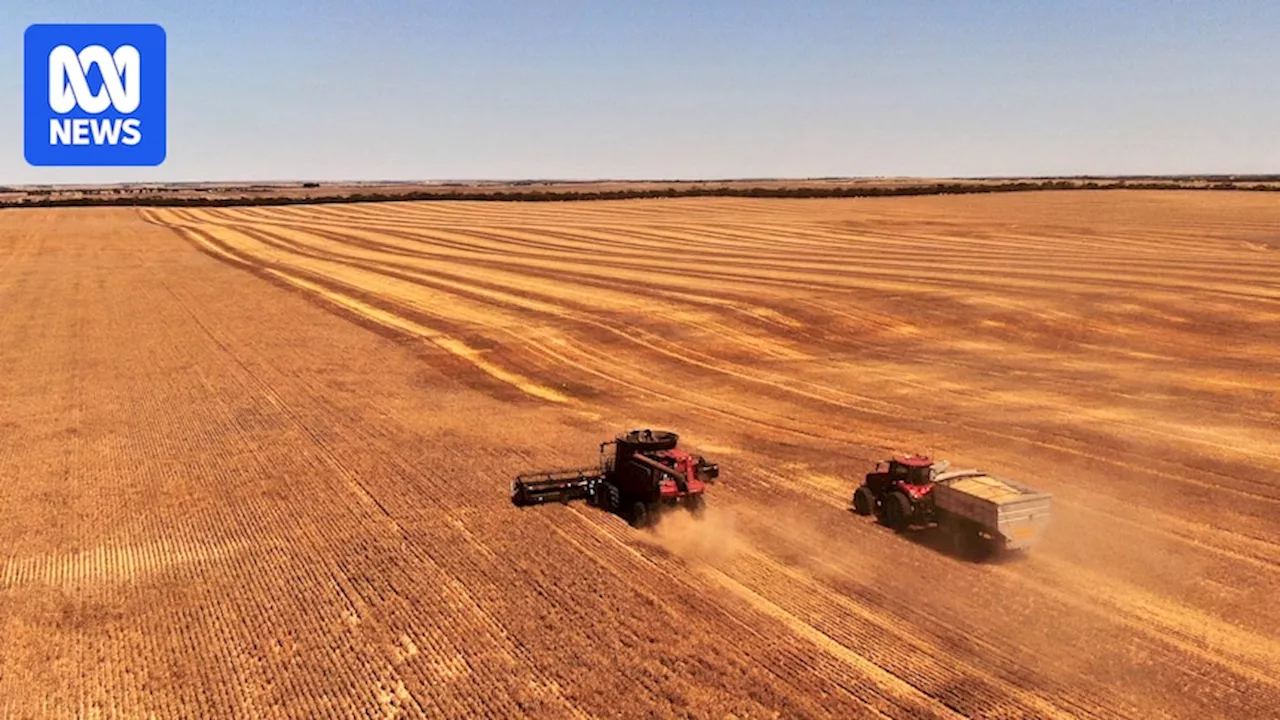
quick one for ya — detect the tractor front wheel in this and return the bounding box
[852,486,876,516]
[883,491,912,531]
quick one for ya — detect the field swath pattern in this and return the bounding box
[1,193,1277,718]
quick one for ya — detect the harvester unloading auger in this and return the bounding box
[511,429,720,528]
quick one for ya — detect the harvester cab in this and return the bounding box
[512,429,719,528]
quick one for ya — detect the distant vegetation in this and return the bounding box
[2,178,1277,209]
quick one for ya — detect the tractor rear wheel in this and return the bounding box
[852,486,876,516]
[883,491,912,531]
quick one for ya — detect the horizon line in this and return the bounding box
[7,173,1279,189]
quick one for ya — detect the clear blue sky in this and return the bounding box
[3,0,1277,183]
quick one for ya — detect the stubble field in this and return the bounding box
[1,191,1278,718]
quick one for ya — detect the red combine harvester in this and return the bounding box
[511,429,719,528]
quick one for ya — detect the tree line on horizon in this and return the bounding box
[2,179,1277,209]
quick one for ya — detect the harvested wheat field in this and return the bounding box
[1,191,1278,718]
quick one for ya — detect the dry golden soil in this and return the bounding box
[1,191,1278,718]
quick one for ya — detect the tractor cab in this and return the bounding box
[855,454,939,519]
[865,454,933,492]
[885,455,935,486]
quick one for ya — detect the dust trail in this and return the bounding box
[641,506,744,567]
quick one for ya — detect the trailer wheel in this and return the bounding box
[852,487,876,516]
[971,534,996,562]
[883,491,912,531]
[630,501,651,529]
[944,520,990,561]
[940,517,968,558]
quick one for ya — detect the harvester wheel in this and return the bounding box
[630,501,652,529]
[686,494,706,517]
[883,491,912,531]
[852,486,876,516]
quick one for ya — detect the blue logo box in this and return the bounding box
[24,23,167,167]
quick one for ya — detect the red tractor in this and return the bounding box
[851,454,1054,557]
[851,454,939,530]
[511,429,720,528]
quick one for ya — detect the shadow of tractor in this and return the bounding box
[847,506,1031,564]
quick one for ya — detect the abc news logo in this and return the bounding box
[24,24,166,167]
[49,44,143,146]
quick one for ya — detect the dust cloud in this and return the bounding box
[644,507,745,567]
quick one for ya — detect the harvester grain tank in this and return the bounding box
[511,429,719,528]
[851,455,1051,557]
